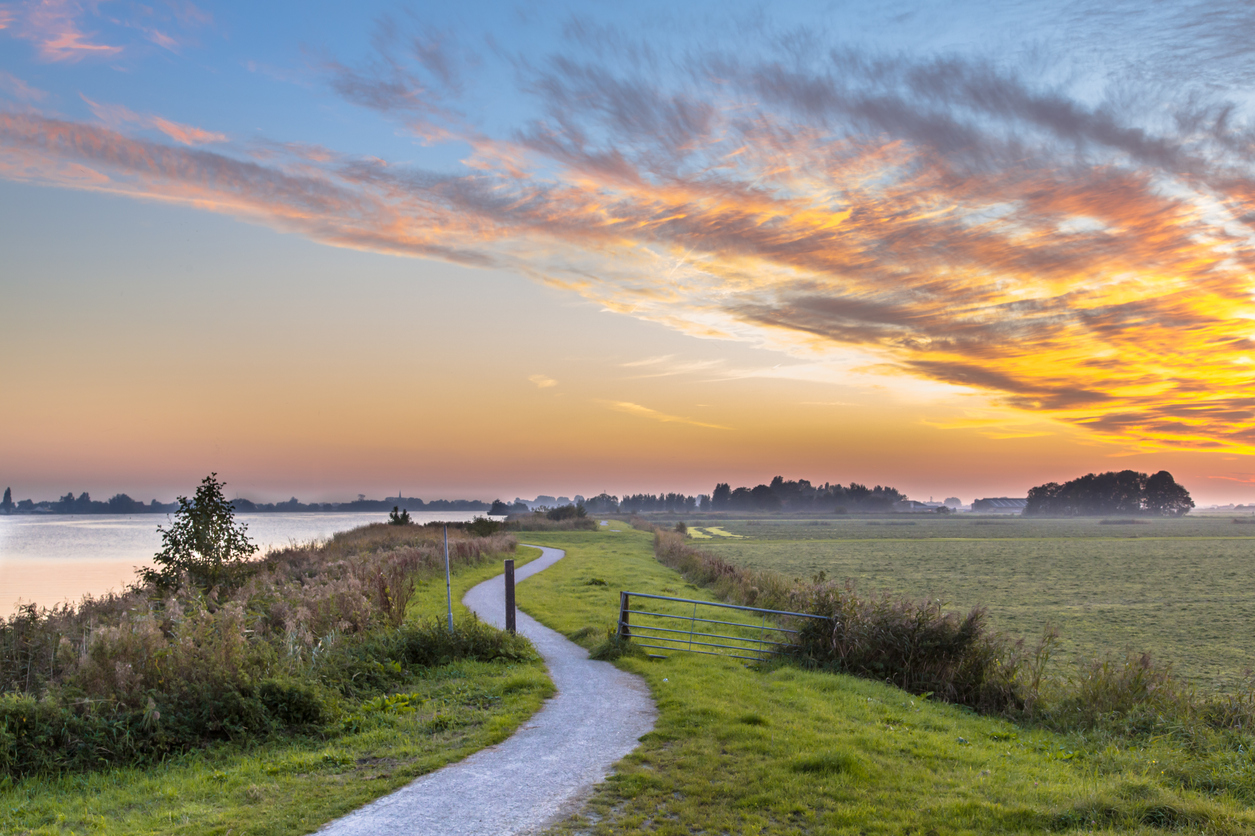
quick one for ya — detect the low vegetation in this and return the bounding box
[0,523,528,778]
[502,504,598,531]
[1,531,552,835]
[517,528,1255,834]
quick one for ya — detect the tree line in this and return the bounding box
[548,477,907,515]
[1024,470,1193,516]
[0,489,492,515]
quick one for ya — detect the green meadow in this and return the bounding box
[686,516,1255,687]
[516,528,1255,835]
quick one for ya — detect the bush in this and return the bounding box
[140,473,258,593]
[501,513,597,531]
[546,503,586,521]
[466,516,501,537]
[791,585,1021,712]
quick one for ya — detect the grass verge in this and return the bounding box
[516,528,1255,835]
[1,546,552,836]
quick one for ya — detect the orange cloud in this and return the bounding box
[2,42,1254,455]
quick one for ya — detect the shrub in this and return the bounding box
[466,516,501,537]
[791,584,1021,712]
[501,513,597,531]
[140,473,258,593]
[545,503,586,521]
[388,507,412,525]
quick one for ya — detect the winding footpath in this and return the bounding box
[316,546,657,836]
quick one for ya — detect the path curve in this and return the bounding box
[316,546,657,836]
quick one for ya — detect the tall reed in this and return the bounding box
[0,524,524,777]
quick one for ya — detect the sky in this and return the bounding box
[2,0,1254,506]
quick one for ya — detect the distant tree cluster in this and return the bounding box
[1024,470,1194,517]
[230,496,491,513]
[568,493,704,514]
[712,476,905,512]
[582,493,621,514]
[619,493,701,514]
[38,492,177,514]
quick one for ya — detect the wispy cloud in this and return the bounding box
[81,95,226,145]
[2,18,1255,453]
[603,400,730,430]
[528,374,557,388]
[0,71,45,101]
[11,0,123,62]
[619,355,724,379]
[1,0,212,62]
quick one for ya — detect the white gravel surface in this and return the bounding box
[315,545,657,836]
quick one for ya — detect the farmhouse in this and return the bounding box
[894,499,946,512]
[972,497,1028,514]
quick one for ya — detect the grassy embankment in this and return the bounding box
[685,516,1255,686]
[516,527,1255,835]
[1,528,552,836]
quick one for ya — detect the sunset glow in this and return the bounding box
[2,1,1254,504]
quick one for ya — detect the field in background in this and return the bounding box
[689,516,1255,687]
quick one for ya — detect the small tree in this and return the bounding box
[141,473,257,592]
[388,506,412,525]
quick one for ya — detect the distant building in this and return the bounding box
[894,499,946,513]
[972,497,1028,514]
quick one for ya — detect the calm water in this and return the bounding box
[0,511,494,614]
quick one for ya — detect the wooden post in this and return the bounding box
[504,559,516,635]
[618,591,631,639]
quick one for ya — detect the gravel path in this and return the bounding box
[316,546,657,836]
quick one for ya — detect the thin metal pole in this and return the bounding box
[444,524,453,631]
[504,559,516,634]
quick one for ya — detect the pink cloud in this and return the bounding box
[22,0,123,62]
[0,70,46,101]
[81,94,226,145]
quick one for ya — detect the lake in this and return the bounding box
[0,511,497,615]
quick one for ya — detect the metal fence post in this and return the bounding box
[504,559,516,635]
[618,591,631,639]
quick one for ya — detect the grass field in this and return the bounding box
[685,516,1255,687]
[1,548,552,836]
[515,528,1255,835]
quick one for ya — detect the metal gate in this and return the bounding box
[616,591,827,662]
